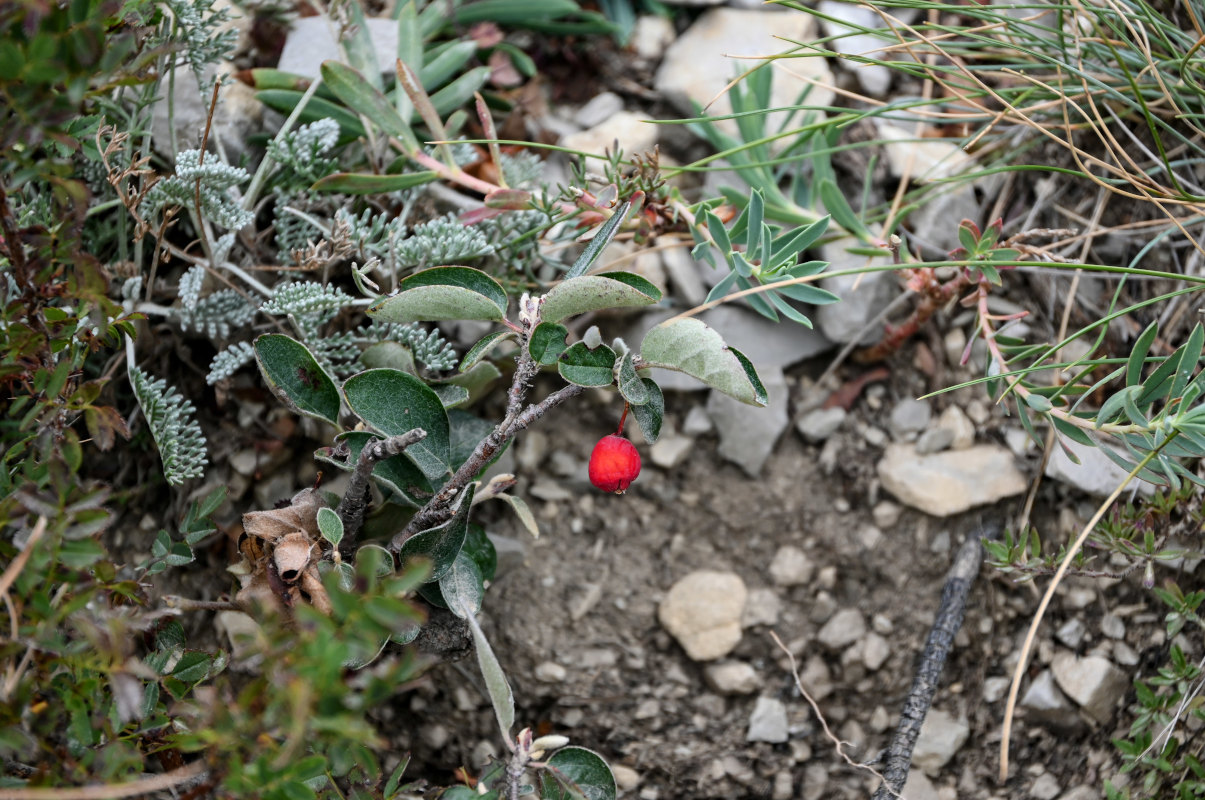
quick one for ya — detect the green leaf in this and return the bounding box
[440,552,484,619]
[564,199,635,279]
[433,383,471,409]
[428,66,492,117]
[640,318,767,406]
[1098,385,1141,429]
[558,342,616,387]
[343,369,450,480]
[504,495,538,538]
[464,610,514,739]
[540,747,616,800]
[257,90,366,138]
[630,378,663,444]
[529,322,569,365]
[398,484,475,581]
[253,334,340,425]
[540,272,661,324]
[419,40,476,90]
[317,506,343,546]
[463,523,497,582]
[1025,393,1054,413]
[321,60,419,151]
[615,351,648,405]
[817,178,867,239]
[461,330,515,372]
[369,266,508,324]
[1170,323,1204,403]
[448,409,500,472]
[312,170,438,194]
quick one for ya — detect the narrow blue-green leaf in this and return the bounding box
[704,269,740,304]
[461,330,515,372]
[776,282,840,305]
[1170,323,1203,403]
[615,350,649,405]
[419,40,477,90]
[1136,353,1180,409]
[771,216,830,261]
[343,368,450,480]
[320,61,418,150]
[529,322,568,365]
[565,199,634,279]
[341,3,382,90]
[558,342,616,387]
[369,266,508,323]
[702,208,732,257]
[630,378,663,445]
[429,66,492,117]
[745,190,764,264]
[464,610,514,738]
[1125,323,1156,383]
[399,483,474,581]
[540,272,661,324]
[1097,385,1138,428]
[253,334,340,425]
[256,90,366,138]
[1051,416,1094,447]
[767,291,814,327]
[540,747,617,800]
[817,178,867,238]
[312,170,438,194]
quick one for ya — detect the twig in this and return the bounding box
[161,596,240,613]
[872,521,997,800]
[0,761,207,800]
[391,379,584,552]
[769,631,896,795]
[336,429,427,554]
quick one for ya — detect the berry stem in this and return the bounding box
[616,401,630,436]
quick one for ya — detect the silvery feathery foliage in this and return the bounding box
[359,320,458,372]
[143,149,254,231]
[268,119,341,192]
[260,281,358,375]
[206,341,255,384]
[177,265,259,339]
[164,0,237,92]
[261,281,353,316]
[477,209,554,271]
[336,207,406,259]
[501,151,544,189]
[396,213,494,267]
[129,366,208,486]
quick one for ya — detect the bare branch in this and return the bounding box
[336,428,427,554]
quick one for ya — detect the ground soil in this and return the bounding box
[344,363,1180,800]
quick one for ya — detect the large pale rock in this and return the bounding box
[708,365,789,477]
[814,238,900,345]
[817,0,892,96]
[560,111,658,164]
[1045,436,1156,498]
[278,16,398,79]
[658,570,747,661]
[912,709,969,775]
[1021,669,1075,724]
[877,121,973,181]
[1051,652,1128,723]
[877,443,1027,516]
[655,9,834,145]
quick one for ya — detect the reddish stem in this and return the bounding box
[616,402,630,436]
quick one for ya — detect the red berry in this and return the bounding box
[588,434,641,494]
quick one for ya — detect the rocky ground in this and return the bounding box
[160,1,1204,798]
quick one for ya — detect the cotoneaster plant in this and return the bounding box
[230,189,834,798]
